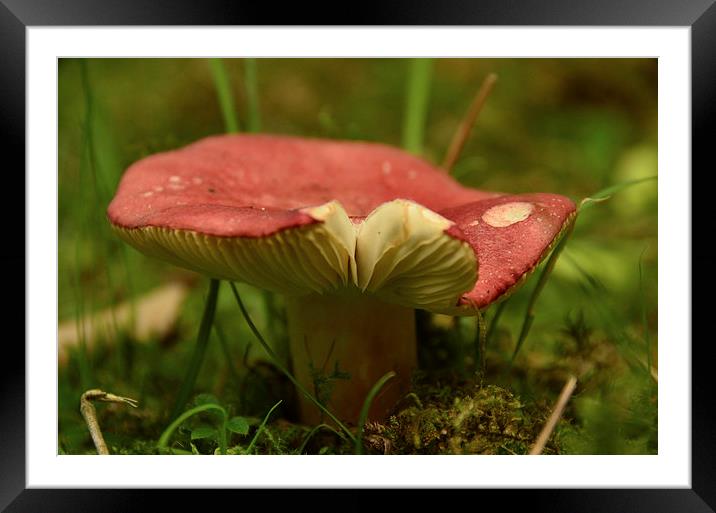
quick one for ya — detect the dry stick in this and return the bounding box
[442,73,498,173]
[529,375,578,455]
[80,389,139,455]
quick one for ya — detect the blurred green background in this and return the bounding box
[58,58,657,455]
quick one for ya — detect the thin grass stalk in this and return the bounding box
[579,176,657,212]
[485,299,508,347]
[158,402,227,453]
[229,282,356,444]
[244,400,282,454]
[244,59,262,133]
[297,423,346,454]
[474,309,487,376]
[355,371,396,455]
[402,58,433,155]
[72,61,103,388]
[80,60,132,362]
[214,322,242,388]
[239,58,284,352]
[170,279,221,420]
[511,223,575,363]
[208,58,240,133]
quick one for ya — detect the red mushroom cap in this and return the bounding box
[107,134,495,236]
[108,134,576,313]
[440,194,576,310]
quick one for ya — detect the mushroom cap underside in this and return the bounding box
[108,134,576,313]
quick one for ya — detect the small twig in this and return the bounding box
[529,375,577,455]
[80,389,138,455]
[442,73,498,173]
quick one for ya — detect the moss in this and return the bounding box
[362,373,561,455]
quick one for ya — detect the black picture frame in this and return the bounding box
[3,1,712,511]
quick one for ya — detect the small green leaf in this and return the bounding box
[578,176,656,212]
[226,416,250,435]
[191,426,217,440]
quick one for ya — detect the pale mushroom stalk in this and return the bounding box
[284,291,417,425]
[108,134,576,425]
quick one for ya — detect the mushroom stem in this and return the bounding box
[285,293,417,426]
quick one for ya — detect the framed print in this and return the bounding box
[4,0,713,511]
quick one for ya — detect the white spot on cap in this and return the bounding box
[468,219,480,227]
[482,202,534,228]
[154,186,164,192]
[142,191,154,198]
[408,169,417,179]
[169,176,181,183]
[382,161,392,175]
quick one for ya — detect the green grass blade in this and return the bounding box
[244,59,262,133]
[80,61,137,334]
[170,279,221,420]
[511,223,575,363]
[80,61,113,204]
[214,322,242,388]
[158,403,227,452]
[355,371,396,455]
[208,58,240,133]
[71,81,94,387]
[512,315,535,364]
[485,299,508,347]
[402,58,433,154]
[579,176,657,212]
[244,400,282,454]
[229,282,356,444]
[297,423,346,455]
[78,60,134,378]
[80,61,117,308]
[474,309,487,376]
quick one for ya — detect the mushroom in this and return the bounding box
[107,134,576,425]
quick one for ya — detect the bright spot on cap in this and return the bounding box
[482,201,534,228]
